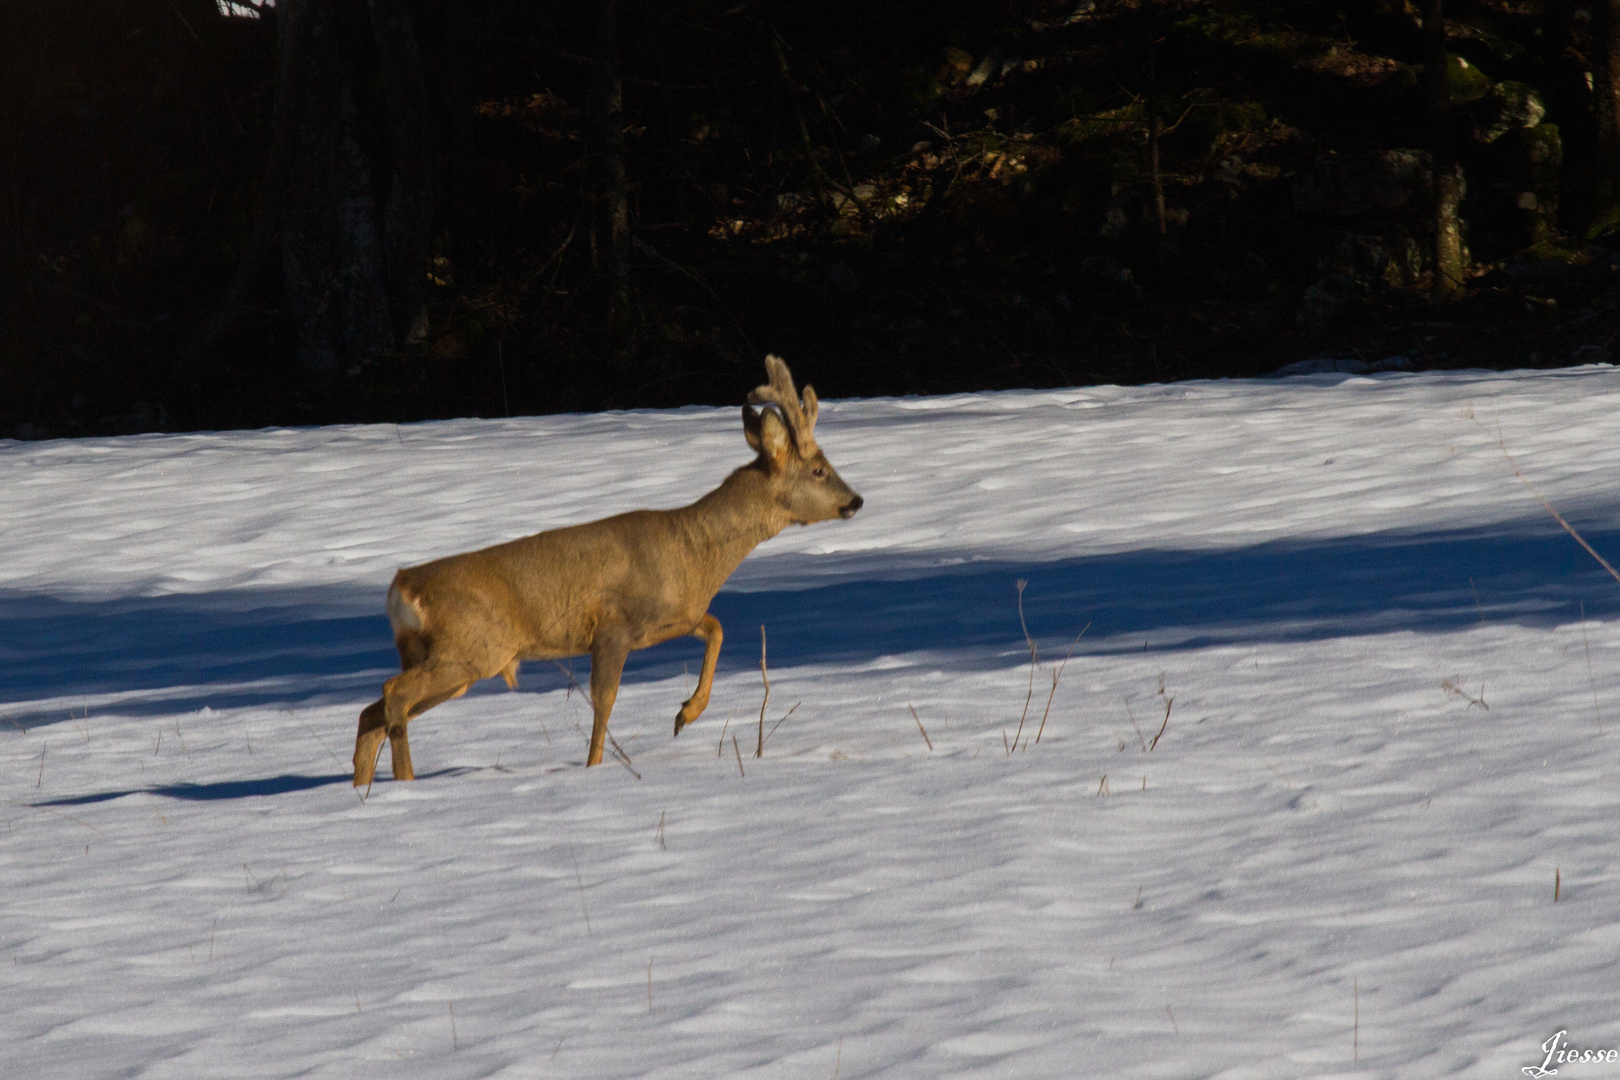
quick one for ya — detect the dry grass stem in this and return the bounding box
[297,717,367,803]
[1036,623,1089,744]
[566,841,592,934]
[656,811,666,850]
[757,625,770,758]
[606,732,641,779]
[551,660,596,711]
[1555,866,1561,902]
[733,734,746,777]
[1097,774,1109,796]
[761,702,800,750]
[208,918,217,962]
[1581,602,1601,734]
[449,1002,458,1050]
[908,704,933,751]
[1149,698,1172,751]
[2,714,23,733]
[718,716,730,757]
[1125,701,1147,751]
[1487,419,1620,587]
[1439,677,1488,709]
[36,741,45,788]
[1011,580,1039,750]
[835,1035,843,1078]
[4,799,103,833]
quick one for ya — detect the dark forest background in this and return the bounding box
[7,0,1620,438]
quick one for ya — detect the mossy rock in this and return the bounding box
[1470,81,1545,144]
[1448,54,1493,105]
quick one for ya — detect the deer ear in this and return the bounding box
[742,404,763,451]
[757,407,793,468]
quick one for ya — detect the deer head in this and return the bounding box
[743,355,863,525]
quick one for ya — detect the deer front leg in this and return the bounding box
[587,629,631,767]
[674,614,723,737]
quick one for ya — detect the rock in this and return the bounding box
[1505,260,1577,286]
[1271,357,1369,376]
[825,261,860,293]
[1315,231,1425,288]
[1447,53,1493,105]
[1098,194,1131,238]
[940,47,975,86]
[1293,150,1435,218]
[965,49,1002,88]
[1270,354,1415,377]
[1081,255,1133,284]
[1470,80,1545,144]
[1295,274,1358,330]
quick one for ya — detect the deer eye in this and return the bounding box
[812,466,826,478]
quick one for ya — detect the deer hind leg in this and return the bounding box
[353,699,390,787]
[380,661,480,781]
[674,614,723,737]
[587,629,631,767]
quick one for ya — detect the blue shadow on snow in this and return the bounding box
[4,516,1619,735]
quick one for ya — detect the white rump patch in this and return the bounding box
[386,582,424,633]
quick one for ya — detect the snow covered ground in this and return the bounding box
[5,365,1620,1078]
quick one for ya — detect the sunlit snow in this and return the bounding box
[5,366,1620,1077]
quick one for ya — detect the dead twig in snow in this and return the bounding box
[1011,579,1039,752]
[1439,677,1488,709]
[908,704,933,751]
[1581,601,1602,735]
[1485,418,1620,588]
[1036,623,1089,744]
[1125,700,1147,752]
[1149,696,1172,751]
[761,702,800,751]
[757,625,770,758]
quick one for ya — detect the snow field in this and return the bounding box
[5,367,1620,1077]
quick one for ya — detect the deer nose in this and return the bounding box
[841,494,863,518]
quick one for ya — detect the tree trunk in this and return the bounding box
[1593,0,1620,235]
[367,0,434,347]
[588,0,631,338]
[1145,36,1166,236]
[279,0,394,378]
[1423,0,1465,297]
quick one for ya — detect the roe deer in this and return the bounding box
[352,356,863,785]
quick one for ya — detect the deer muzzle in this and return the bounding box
[840,494,864,519]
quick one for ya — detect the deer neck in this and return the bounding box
[674,464,790,577]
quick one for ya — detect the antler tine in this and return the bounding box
[747,355,818,453]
